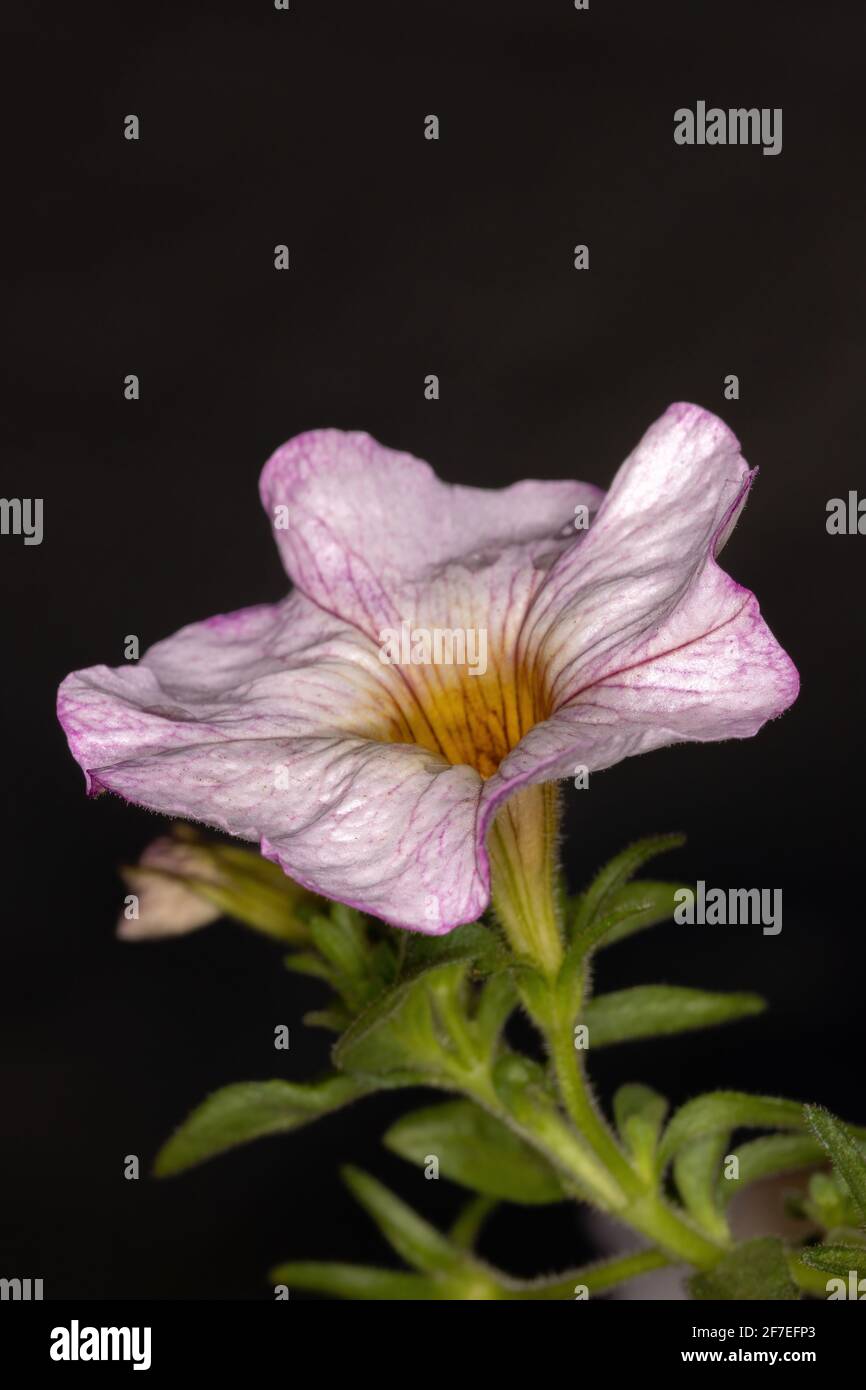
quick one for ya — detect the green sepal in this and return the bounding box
[582,986,764,1048]
[384,1099,566,1205]
[688,1238,799,1301]
[153,1075,371,1176]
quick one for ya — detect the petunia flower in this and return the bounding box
[58,404,798,968]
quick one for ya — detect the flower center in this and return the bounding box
[380,659,544,779]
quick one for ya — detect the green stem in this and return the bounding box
[455,1067,722,1267]
[458,1070,627,1211]
[492,889,728,1270]
[544,991,724,1268]
[547,1000,642,1197]
[622,1193,724,1270]
[512,1247,671,1299]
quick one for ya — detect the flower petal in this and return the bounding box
[58,594,487,932]
[494,403,798,788]
[259,429,603,640]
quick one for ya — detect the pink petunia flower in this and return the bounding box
[58,404,798,947]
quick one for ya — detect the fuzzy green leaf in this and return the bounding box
[572,833,686,936]
[800,1244,866,1280]
[689,1238,799,1301]
[719,1134,825,1207]
[674,1133,731,1240]
[659,1092,859,1171]
[613,1084,668,1179]
[385,1100,566,1205]
[341,1166,463,1275]
[269,1261,445,1300]
[403,922,506,975]
[582,986,764,1049]
[153,1076,369,1176]
[332,959,470,1085]
[805,1106,866,1226]
[598,881,692,948]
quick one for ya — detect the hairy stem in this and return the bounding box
[488,784,563,976]
[513,1247,671,1299]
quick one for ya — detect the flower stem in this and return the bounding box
[488,784,563,977]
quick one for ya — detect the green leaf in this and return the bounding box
[800,1244,866,1280]
[613,1084,668,1180]
[269,1261,446,1300]
[449,1195,498,1250]
[805,1106,866,1226]
[674,1134,731,1240]
[332,959,469,1085]
[153,1076,369,1176]
[307,909,386,1013]
[302,1006,352,1032]
[341,1166,463,1275]
[403,922,506,976]
[557,889,691,1013]
[384,1100,566,1205]
[572,833,686,936]
[474,971,519,1049]
[803,1170,864,1231]
[294,1250,671,1302]
[309,908,369,981]
[806,1172,845,1228]
[719,1134,825,1207]
[688,1238,799,1301]
[598,881,692,949]
[582,986,765,1049]
[659,1092,847,1171]
[283,951,337,985]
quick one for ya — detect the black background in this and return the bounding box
[2,0,864,1299]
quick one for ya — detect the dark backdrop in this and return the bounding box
[2,0,864,1298]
